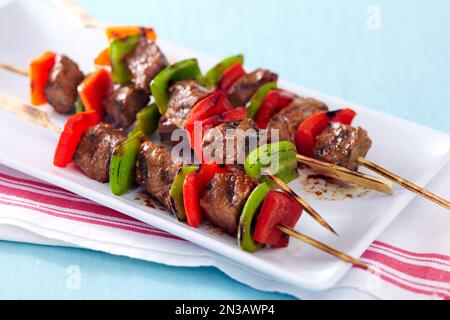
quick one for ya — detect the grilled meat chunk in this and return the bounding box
[200,173,255,235]
[313,122,372,170]
[202,119,270,167]
[158,80,210,143]
[125,37,169,93]
[227,69,278,107]
[136,140,181,209]
[103,85,150,129]
[44,55,84,114]
[268,97,328,143]
[73,123,127,183]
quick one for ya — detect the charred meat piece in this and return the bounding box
[44,55,84,114]
[136,140,181,209]
[125,37,169,93]
[73,123,127,183]
[202,118,270,167]
[158,80,210,143]
[200,173,256,235]
[268,97,328,143]
[227,69,278,107]
[103,85,150,129]
[313,122,372,170]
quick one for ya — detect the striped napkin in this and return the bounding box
[0,162,449,300]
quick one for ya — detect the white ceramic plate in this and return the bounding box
[0,0,449,290]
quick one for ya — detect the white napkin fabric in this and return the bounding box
[0,162,449,300]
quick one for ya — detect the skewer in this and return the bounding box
[0,94,61,133]
[278,225,369,270]
[297,154,394,195]
[357,157,450,210]
[0,63,28,76]
[266,172,338,236]
[56,0,106,30]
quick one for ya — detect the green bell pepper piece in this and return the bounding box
[203,55,244,89]
[131,103,160,137]
[110,34,141,84]
[75,97,85,114]
[245,141,299,188]
[238,183,270,253]
[169,166,199,222]
[110,131,144,196]
[151,59,203,115]
[246,82,277,119]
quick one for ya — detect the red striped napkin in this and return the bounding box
[0,163,449,300]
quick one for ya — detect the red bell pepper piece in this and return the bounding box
[94,48,111,68]
[185,91,234,160]
[296,108,357,157]
[253,191,303,248]
[196,108,248,160]
[78,69,113,117]
[29,51,57,106]
[255,89,295,129]
[217,63,246,91]
[183,172,202,228]
[329,108,356,125]
[53,111,101,168]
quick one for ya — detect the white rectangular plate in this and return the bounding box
[0,0,449,290]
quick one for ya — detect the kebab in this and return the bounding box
[0,26,166,131]
[192,55,449,209]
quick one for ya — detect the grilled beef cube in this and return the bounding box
[44,55,84,114]
[125,37,169,93]
[227,69,278,107]
[73,123,127,183]
[202,119,269,166]
[158,80,210,143]
[268,97,328,143]
[135,140,181,209]
[314,122,372,171]
[200,173,256,235]
[103,85,149,129]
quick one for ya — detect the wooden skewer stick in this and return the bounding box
[267,172,338,236]
[0,63,28,76]
[278,225,369,270]
[56,0,106,30]
[297,154,394,195]
[357,157,450,210]
[0,94,61,133]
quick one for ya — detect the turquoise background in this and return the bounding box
[0,0,449,299]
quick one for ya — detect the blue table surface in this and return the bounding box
[0,0,449,299]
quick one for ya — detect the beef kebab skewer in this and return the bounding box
[195,56,449,210]
[0,93,369,270]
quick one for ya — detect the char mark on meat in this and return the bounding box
[313,122,372,171]
[202,118,271,167]
[73,123,127,183]
[125,37,169,93]
[158,80,210,144]
[135,140,181,209]
[227,69,278,107]
[103,85,150,129]
[268,97,328,143]
[200,173,255,235]
[44,55,84,114]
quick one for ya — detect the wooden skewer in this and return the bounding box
[267,172,338,236]
[297,154,394,195]
[0,63,28,76]
[0,94,61,133]
[357,157,450,210]
[278,225,369,270]
[56,0,106,30]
